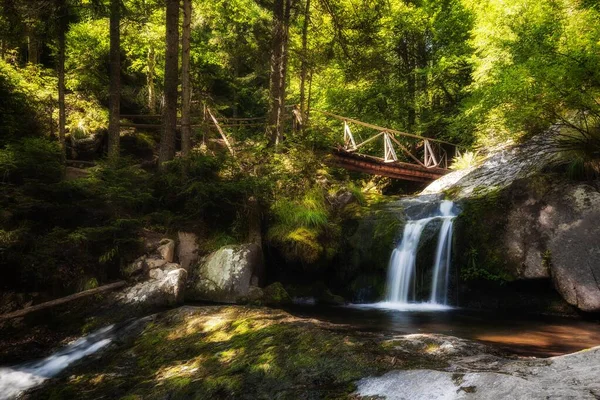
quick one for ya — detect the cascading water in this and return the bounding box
[384,199,457,307]
[429,201,455,305]
[385,217,434,303]
[0,315,150,400]
[0,325,116,400]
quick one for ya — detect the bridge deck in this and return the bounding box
[327,149,448,183]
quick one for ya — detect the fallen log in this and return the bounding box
[0,281,127,321]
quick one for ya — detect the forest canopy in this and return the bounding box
[1,0,600,295]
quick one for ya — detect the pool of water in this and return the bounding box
[285,303,600,357]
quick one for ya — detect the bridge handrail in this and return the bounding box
[311,109,460,148]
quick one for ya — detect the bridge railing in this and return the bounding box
[310,109,460,169]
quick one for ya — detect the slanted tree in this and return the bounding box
[108,0,121,160]
[159,0,179,165]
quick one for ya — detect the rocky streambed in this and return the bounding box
[4,305,598,400]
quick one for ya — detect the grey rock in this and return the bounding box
[422,127,560,199]
[122,256,146,278]
[419,127,600,312]
[145,257,167,271]
[148,268,165,280]
[118,268,187,307]
[177,232,199,271]
[355,346,600,400]
[157,239,175,263]
[163,262,181,272]
[497,180,600,312]
[186,243,264,303]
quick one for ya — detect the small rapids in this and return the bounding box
[0,324,116,399]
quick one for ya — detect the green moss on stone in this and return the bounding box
[31,306,451,399]
[456,188,516,283]
[261,282,292,305]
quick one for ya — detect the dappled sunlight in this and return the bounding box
[25,306,398,399]
[155,358,203,382]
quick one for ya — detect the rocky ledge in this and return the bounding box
[419,127,600,313]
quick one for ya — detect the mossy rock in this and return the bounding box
[29,306,453,399]
[261,282,292,305]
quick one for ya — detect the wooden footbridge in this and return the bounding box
[120,106,459,183]
[311,110,459,183]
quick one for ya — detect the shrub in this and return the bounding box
[554,125,600,180]
[449,151,482,171]
[268,189,333,264]
[0,137,63,184]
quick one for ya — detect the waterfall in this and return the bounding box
[429,201,455,305]
[385,218,433,303]
[385,200,457,306]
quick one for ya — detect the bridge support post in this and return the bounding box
[383,132,398,163]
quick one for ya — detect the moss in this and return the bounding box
[261,282,292,305]
[33,306,437,399]
[456,188,516,283]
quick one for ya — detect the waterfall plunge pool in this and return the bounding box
[285,198,600,358]
[284,303,600,358]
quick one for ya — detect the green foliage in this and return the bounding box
[0,158,153,293]
[0,60,53,141]
[268,189,331,264]
[449,151,483,171]
[0,137,63,184]
[461,0,600,146]
[554,126,600,180]
[154,154,258,234]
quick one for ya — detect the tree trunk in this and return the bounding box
[147,46,156,113]
[108,0,121,161]
[299,0,310,119]
[180,0,192,156]
[26,24,39,65]
[159,0,180,165]
[306,69,313,124]
[56,0,66,159]
[266,0,292,147]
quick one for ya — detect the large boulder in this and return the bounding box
[186,243,264,303]
[419,127,600,313]
[455,174,600,313]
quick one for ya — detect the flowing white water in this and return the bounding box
[0,325,115,399]
[386,218,434,303]
[384,200,457,307]
[429,201,456,305]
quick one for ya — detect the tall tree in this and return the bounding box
[266,0,293,146]
[299,0,310,120]
[180,0,191,156]
[56,0,67,159]
[108,0,121,160]
[158,0,180,165]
